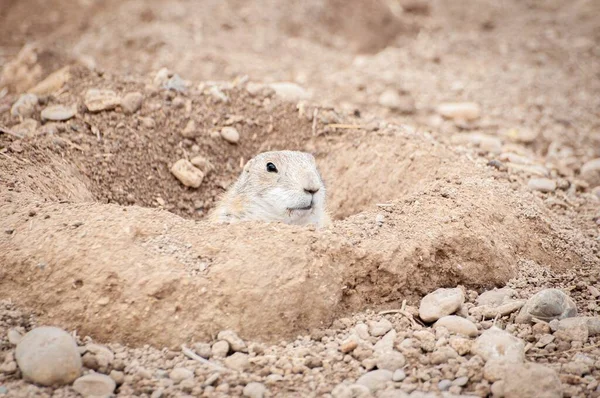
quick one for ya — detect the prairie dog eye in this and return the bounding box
[266,162,278,173]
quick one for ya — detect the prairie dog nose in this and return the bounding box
[304,187,320,195]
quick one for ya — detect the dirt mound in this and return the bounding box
[0,65,594,347]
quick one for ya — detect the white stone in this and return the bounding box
[528,178,556,193]
[169,367,193,383]
[368,318,393,337]
[434,316,478,337]
[472,326,524,363]
[355,369,393,393]
[437,102,481,120]
[224,352,250,371]
[15,326,82,386]
[217,330,246,352]
[121,92,143,114]
[85,89,121,112]
[41,105,76,121]
[73,374,116,397]
[170,159,204,188]
[220,127,240,144]
[419,287,465,322]
[269,82,310,102]
[11,93,38,117]
[243,382,266,398]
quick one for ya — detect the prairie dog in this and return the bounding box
[211,151,330,228]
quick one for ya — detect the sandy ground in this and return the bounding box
[0,0,599,397]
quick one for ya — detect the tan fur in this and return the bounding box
[210,151,330,228]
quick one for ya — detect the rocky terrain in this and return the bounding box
[1,0,599,397]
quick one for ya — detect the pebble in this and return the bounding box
[41,105,76,121]
[84,343,114,371]
[504,128,539,144]
[220,127,240,144]
[450,133,501,154]
[438,379,452,391]
[355,369,393,393]
[473,300,526,319]
[169,367,193,383]
[433,316,478,337]
[109,370,125,385]
[449,336,472,356]
[374,329,396,352]
[340,340,358,353]
[502,362,562,398]
[516,288,577,324]
[392,369,406,382]
[243,382,266,398]
[217,330,247,352]
[211,340,230,357]
[368,318,393,337]
[472,326,525,363]
[375,350,406,371]
[170,159,204,188]
[528,178,556,192]
[268,82,310,102]
[29,66,70,96]
[181,120,197,138]
[419,287,465,322]
[581,158,600,187]
[453,376,469,387]
[121,92,143,114]
[437,102,481,120]
[192,342,212,359]
[378,89,415,113]
[72,374,116,397]
[562,361,590,376]
[223,352,250,371]
[331,383,352,398]
[7,329,22,345]
[11,93,38,117]
[554,317,589,342]
[84,89,121,112]
[477,288,516,307]
[15,326,82,386]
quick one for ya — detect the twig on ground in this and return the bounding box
[326,124,366,130]
[0,126,24,139]
[181,344,228,372]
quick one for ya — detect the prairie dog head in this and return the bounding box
[215,151,328,227]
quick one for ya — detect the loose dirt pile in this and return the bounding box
[1,0,599,397]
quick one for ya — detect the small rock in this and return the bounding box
[434,316,478,337]
[84,89,121,112]
[73,374,116,397]
[504,128,539,144]
[473,300,526,319]
[11,93,38,117]
[356,369,393,393]
[554,317,589,342]
[192,342,212,359]
[437,102,481,121]
[368,318,393,337]
[528,178,556,193]
[430,346,458,365]
[84,344,114,371]
[243,382,266,398]
[449,336,472,356]
[220,127,240,144]
[223,352,250,371]
[375,350,406,371]
[502,362,562,398]
[268,82,310,102]
[378,89,415,113]
[516,288,577,324]
[374,329,396,353]
[354,323,370,340]
[7,329,22,345]
[121,92,143,114]
[340,340,358,353]
[181,120,197,138]
[453,376,469,387]
[15,326,82,386]
[451,133,502,154]
[140,117,156,129]
[211,340,229,358]
[169,367,193,383]
[29,66,70,96]
[562,361,590,376]
[536,334,555,348]
[581,158,600,187]
[438,379,452,391]
[217,330,246,352]
[392,369,406,382]
[472,326,525,363]
[109,370,125,385]
[477,288,516,307]
[419,287,465,322]
[170,159,204,188]
[41,105,76,121]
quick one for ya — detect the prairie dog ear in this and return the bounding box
[243,158,254,173]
